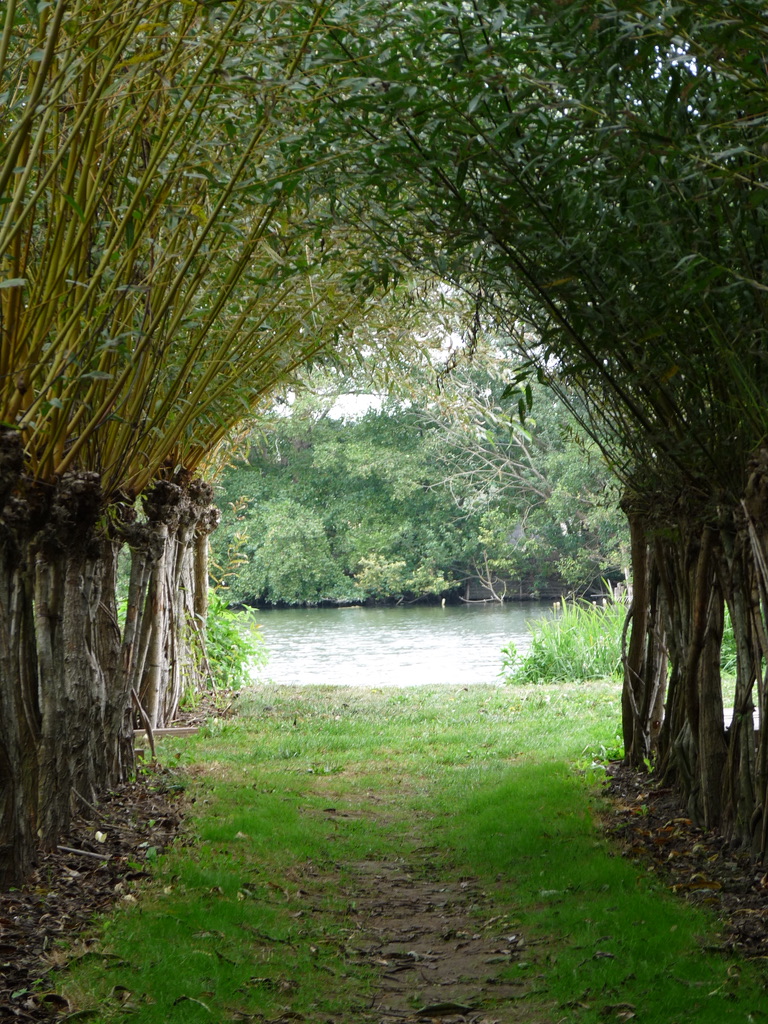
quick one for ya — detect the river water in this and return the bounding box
[249,601,552,688]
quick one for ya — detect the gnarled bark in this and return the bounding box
[0,466,134,879]
[0,517,39,886]
[621,508,668,767]
[136,478,218,729]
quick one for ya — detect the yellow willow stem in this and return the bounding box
[7,0,347,498]
[1,21,155,260]
[115,327,342,495]
[1,0,220,284]
[0,0,67,197]
[14,8,248,422]
[0,20,150,408]
[144,211,282,428]
[48,158,277,468]
[0,0,17,85]
[57,183,215,435]
[36,118,104,345]
[97,273,370,493]
[149,287,363,456]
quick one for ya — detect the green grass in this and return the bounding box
[501,600,626,684]
[56,684,767,1023]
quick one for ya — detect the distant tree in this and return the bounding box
[213,356,627,606]
[410,345,629,598]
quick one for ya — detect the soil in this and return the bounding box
[334,855,552,1024]
[3,699,768,1022]
[603,762,768,960]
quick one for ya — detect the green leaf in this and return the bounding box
[0,278,27,289]
[63,193,86,224]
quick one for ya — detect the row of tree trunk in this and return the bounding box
[622,451,768,856]
[0,431,217,885]
[7,441,768,881]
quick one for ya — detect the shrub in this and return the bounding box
[501,600,625,684]
[205,591,268,690]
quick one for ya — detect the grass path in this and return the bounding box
[61,684,767,1023]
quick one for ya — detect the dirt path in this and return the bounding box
[286,792,552,1024]
[338,855,544,1024]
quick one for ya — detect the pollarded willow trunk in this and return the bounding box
[0,433,40,883]
[190,502,221,690]
[194,502,220,629]
[32,473,128,847]
[0,455,137,880]
[136,478,218,730]
[651,519,727,829]
[0,539,39,885]
[619,469,768,856]
[718,521,762,852]
[740,452,768,857]
[98,531,136,786]
[639,555,668,760]
[621,508,668,766]
[693,566,727,829]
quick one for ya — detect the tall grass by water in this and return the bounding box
[501,599,625,684]
[498,597,739,688]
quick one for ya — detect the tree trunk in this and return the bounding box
[650,519,729,828]
[718,524,760,851]
[640,557,668,757]
[34,474,122,847]
[0,469,134,876]
[656,534,688,783]
[0,459,222,885]
[0,529,39,886]
[140,522,170,730]
[621,509,668,766]
[741,454,768,858]
[695,578,727,829]
[621,513,649,763]
[0,432,39,883]
[99,537,136,784]
[138,478,218,729]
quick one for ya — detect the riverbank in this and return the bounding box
[16,684,768,1023]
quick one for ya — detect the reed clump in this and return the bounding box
[501,599,625,684]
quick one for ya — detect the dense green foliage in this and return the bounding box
[501,600,626,685]
[311,0,768,490]
[203,592,269,691]
[211,371,628,606]
[213,403,462,605]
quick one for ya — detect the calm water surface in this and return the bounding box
[249,602,552,688]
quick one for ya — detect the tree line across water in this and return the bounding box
[2,0,768,883]
[212,362,627,607]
